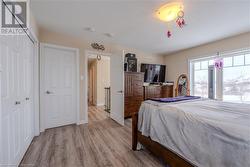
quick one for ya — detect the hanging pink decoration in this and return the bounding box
[156,3,186,38]
[166,8,186,38]
[176,10,186,28]
[214,58,223,69]
[167,30,171,38]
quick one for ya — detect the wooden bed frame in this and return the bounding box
[132,113,195,167]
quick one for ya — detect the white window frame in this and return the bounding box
[189,48,250,102]
[189,55,218,97]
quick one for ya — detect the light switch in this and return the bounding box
[80,75,84,80]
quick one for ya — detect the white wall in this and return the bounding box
[122,48,165,72]
[164,32,250,87]
[29,11,39,39]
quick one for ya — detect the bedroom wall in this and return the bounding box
[120,46,165,72]
[29,11,39,39]
[39,27,165,122]
[39,28,87,121]
[164,32,250,86]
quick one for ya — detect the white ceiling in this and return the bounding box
[31,0,250,55]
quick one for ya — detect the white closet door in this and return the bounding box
[0,49,3,166]
[22,37,34,151]
[1,35,21,165]
[0,34,34,166]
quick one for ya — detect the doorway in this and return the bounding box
[84,50,125,125]
[87,54,110,121]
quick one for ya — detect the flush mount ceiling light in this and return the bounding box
[156,2,186,38]
[156,2,183,22]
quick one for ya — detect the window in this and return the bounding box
[190,49,250,103]
[223,57,232,67]
[223,54,250,103]
[245,54,250,65]
[192,59,215,98]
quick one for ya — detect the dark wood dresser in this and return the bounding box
[124,72,144,118]
[143,85,173,100]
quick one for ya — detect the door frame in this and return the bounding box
[40,43,80,132]
[83,50,112,124]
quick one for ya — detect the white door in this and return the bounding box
[110,50,124,125]
[0,35,34,166]
[0,45,3,166]
[23,39,34,147]
[40,44,78,130]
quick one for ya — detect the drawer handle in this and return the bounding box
[15,101,21,105]
[25,97,30,100]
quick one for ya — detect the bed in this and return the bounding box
[132,98,250,167]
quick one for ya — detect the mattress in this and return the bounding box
[138,99,250,167]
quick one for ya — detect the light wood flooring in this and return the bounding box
[20,106,165,167]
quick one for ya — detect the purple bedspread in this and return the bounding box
[149,96,201,103]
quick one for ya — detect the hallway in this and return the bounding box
[88,106,109,123]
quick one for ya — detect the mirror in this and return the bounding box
[175,74,190,96]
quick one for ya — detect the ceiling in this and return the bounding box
[31,0,250,55]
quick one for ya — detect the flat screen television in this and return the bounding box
[141,64,166,83]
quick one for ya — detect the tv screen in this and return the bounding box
[141,64,166,83]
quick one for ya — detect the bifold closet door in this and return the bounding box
[0,35,34,166]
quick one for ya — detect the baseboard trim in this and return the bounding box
[97,103,105,106]
[77,119,87,125]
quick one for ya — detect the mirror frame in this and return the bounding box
[175,74,190,97]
